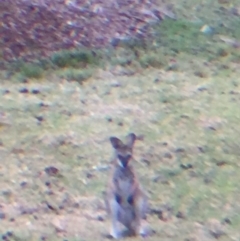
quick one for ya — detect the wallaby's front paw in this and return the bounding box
[140,227,156,238]
[110,228,121,239]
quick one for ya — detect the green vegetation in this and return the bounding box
[20,63,45,79]
[50,49,99,68]
[5,11,240,82]
[57,68,94,83]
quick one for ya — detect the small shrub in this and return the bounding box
[153,19,210,56]
[20,63,44,79]
[13,73,27,82]
[8,60,25,72]
[139,52,167,68]
[217,48,229,57]
[51,49,99,68]
[37,58,54,70]
[116,37,149,50]
[110,53,136,67]
[58,68,93,84]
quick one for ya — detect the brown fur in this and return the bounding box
[105,133,147,239]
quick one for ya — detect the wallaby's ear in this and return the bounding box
[126,133,136,148]
[110,137,123,149]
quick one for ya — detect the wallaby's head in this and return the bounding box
[110,133,136,168]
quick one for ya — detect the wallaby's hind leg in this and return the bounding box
[120,195,147,236]
[108,198,121,239]
[134,195,148,236]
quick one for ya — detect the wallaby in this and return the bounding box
[105,133,147,239]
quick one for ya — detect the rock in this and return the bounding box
[154,78,161,83]
[141,159,151,166]
[152,175,168,184]
[97,215,105,221]
[6,231,13,237]
[175,148,185,153]
[222,217,231,225]
[31,89,40,94]
[2,235,8,240]
[197,86,208,92]
[180,114,189,119]
[39,102,48,107]
[207,219,226,239]
[200,25,214,35]
[44,166,59,176]
[20,181,28,188]
[230,7,240,16]
[0,212,6,220]
[35,116,44,122]
[92,165,109,172]
[106,117,113,122]
[110,81,122,87]
[149,205,173,221]
[52,216,66,232]
[118,122,123,126]
[180,164,193,170]
[194,71,207,78]
[19,88,29,93]
[163,152,172,159]
[216,161,227,166]
[189,171,198,178]
[198,146,206,153]
[176,211,185,219]
[86,172,94,179]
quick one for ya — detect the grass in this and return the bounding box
[57,68,94,83]
[5,7,240,81]
[50,49,100,68]
[20,63,44,79]
[5,49,101,82]
[0,0,240,240]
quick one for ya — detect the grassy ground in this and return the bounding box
[1,0,240,240]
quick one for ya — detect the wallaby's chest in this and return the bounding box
[113,167,135,197]
[116,179,133,195]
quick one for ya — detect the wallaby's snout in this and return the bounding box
[117,154,131,168]
[110,133,136,168]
